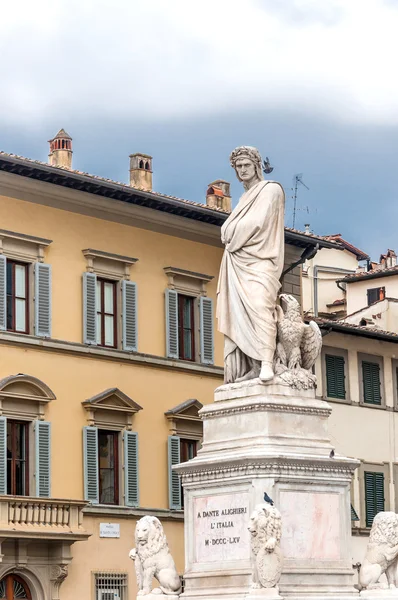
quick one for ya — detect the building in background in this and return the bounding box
[0,131,331,600]
[302,231,398,572]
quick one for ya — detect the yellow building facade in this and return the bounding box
[0,134,333,600]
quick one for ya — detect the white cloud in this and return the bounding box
[1,0,398,125]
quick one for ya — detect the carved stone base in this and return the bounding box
[175,380,359,600]
[245,586,283,599]
[360,589,398,598]
[136,595,180,600]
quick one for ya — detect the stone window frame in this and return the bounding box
[358,461,390,529]
[321,346,351,405]
[82,387,142,431]
[392,359,398,411]
[393,463,398,513]
[0,374,56,497]
[82,388,142,508]
[82,249,138,350]
[164,398,203,441]
[164,266,214,362]
[0,229,52,334]
[357,352,385,409]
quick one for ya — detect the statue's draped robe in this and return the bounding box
[217,181,285,383]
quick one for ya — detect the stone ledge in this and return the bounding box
[84,504,184,521]
[0,331,223,378]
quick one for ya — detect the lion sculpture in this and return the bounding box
[248,503,283,591]
[359,511,398,590]
[129,516,182,597]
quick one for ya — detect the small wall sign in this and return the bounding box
[100,522,120,538]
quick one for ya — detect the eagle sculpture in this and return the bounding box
[274,294,322,388]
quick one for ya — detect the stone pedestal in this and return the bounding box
[175,380,359,600]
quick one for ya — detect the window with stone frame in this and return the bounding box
[82,249,138,352]
[82,388,142,507]
[0,229,52,338]
[165,399,203,510]
[358,353,385,407]
[0,374,55,499]
[358,461,389,528]
[164,267,214,365]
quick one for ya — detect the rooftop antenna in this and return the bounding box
[292,173,309,229]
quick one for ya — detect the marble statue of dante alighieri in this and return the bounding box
[217,146,285,384]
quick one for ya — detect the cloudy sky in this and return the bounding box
[1,0,398,259]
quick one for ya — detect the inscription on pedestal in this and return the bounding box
[194,492,250,563]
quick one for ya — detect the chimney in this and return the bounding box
[206,179,231,212]
[129,153,153,191]
[387,249,397,268]
[304,223,311,235]
[48,129,73,169]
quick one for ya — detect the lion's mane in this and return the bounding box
[369,512,398,546]
[135,516,168,560]
[250,504,282,555]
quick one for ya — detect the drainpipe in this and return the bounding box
[313,266,354,317]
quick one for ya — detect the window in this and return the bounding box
[0,574,32,599]
[165,289,214,364]
[178,295,195,361]
[98,430,119,505]
[364,471,384,527]
[367,286,385,305]
[6,420,29,496]
[83,396,140,508]
[96,279,117,348]
[168,434,200,510]
[6,260,28,333]
[94,573,127,600]
[325,354,346,399]
[362,361,382,405]
[180,438,197,508]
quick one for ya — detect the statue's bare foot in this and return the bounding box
[259,362,274,382]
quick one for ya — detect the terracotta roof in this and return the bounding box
[50,128,72,140]
[0,150,341,249]
[207,186,224,197]
[326,299,346,307]
[323,234,369,261]
[313,317,398,342]
[338,264,398,283]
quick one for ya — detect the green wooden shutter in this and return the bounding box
[350,504,359,521]
[200,297,214,365]
[83,426,99,503]
[365,471,384,527]
[0,417,7,494]
[168,435,181,510]
[362,361,381,405]
[35,421,51,497]
[124,431,139,507]
[122,281,138,351]
[83,272,97,345]
[35,263,52,337]
[165,290,179,359]
[325,355,346,399]
[0,256,6,331]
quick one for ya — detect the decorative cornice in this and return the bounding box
[202,402,331,420]
[177,458,358,482]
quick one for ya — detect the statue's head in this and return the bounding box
[230,146,264,190]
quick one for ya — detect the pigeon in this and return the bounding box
[262,157,274,175]
[329,449,335,459]
[263,492,274,506]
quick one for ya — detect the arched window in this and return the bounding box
[145,161,150,170]
[0,573,32,599]
[139,160,144,169]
